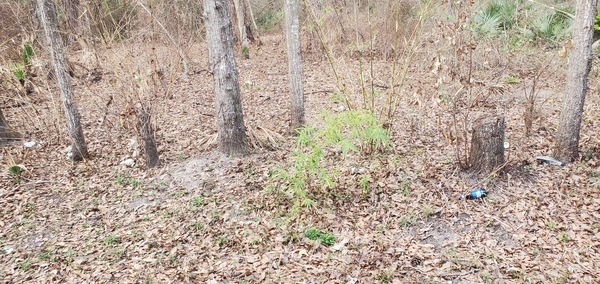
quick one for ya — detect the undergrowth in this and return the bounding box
[471,0,574,46]
[266,110,392,218]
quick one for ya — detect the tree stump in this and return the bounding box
[469,115,505,175]
[0,110,21,146]
[137,104,159,168]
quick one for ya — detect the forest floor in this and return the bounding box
[1,32,599,283]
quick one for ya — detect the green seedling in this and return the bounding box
[9,165,24,183]
[103,234,119,245]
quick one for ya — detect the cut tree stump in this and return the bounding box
[469,115,505,175]
[137,104,159,168]
[0,110,21,146]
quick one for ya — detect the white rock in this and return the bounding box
[3,246,14,254]
[62,146,72,154]
[23,141,36,148]
[120,158,135,166]
[127,138,138,148]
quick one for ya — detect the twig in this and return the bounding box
[136,1,190,74]
[439,269,478,278]
[526,0,574,19]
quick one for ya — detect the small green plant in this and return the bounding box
[320,233,336,246]
[190,221,204,232]
[11,64,25,82]
[270,110,392,216]
[38,250,52,260]
[22,42,34,66]
[422,205,432,217]
[358,174,371,194]
[374,269,394,283]
[558,231,568,242]
[8,165,24,183]
[103,234,119,245]
[304,228,336,246]
[399,180,410,196]
[190,195,204,207]
[17,259,32,270]
[218,235,228,245]
[505,75,519,83]
[115,174,141,187]
[481,272,492,283]
[399,212,417,227]
[546,220,557,230]
[304,228,322,240]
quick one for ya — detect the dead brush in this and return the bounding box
[198,124,285,151]
[303,0,434,128]
[437,1,511,170]
[522,59,552,136]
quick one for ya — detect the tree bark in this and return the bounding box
[232,0,250,59]
[38,0,89,161]
[284,0,305,133]
[137,103,159,168]
[0,109,21,146]
[554,0,598,163]
[204,0,248,157]
[469,115,505,175]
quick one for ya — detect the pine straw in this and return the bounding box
[197,124,285,151]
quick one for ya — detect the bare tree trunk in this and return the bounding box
[38,0,89,161]
[232,0,250,59]
[554,0,598,163]
[137,104,159,168]
[284,0,305,133]
[204,0,248,157]
[469,115,505,175]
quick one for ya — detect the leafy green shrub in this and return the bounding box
[304,228,336,246]
[270,110,392,215]
[304,228,322,240]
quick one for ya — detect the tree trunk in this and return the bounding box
[469,115,505,175]
[232,0,250,59]
[137,103,159,168]
[204,0,248,157]
[554,0,598,163]
[284,0,305,133]
[38,0,89,161]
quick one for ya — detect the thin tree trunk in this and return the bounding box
[38,0,89,161]
[233,0,250,59]
[554,0,597,163]
[284,0,305,133]
[204,0,248,157]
